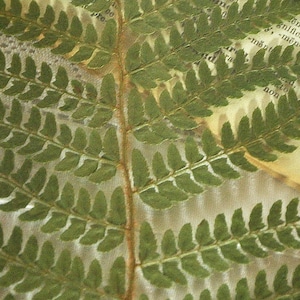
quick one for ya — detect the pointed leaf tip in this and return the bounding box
[132,149,150,188]
[107,187,126,225]
[106,257,126,295]
[139,222,159,262]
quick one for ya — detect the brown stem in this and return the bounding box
[115,2,136,299]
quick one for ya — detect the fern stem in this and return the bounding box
[115,2,136,299]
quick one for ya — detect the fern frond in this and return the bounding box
[0,225,126,298]
[0,98,120,183]
[128,46,300,142]
[126,0,300,84]
[125,0,212,34]
[0,149,126,250]
[138,198,300,287]
[132,90,300,208]
[0,0,300,298]
[0,50,116,125]
[0,0,117,69]
[193,264,300,300]
[221,89,300,161]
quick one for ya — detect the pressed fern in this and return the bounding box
[0,0,300,299]
[139,199,300,287]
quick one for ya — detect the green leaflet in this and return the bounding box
[0,265,26,287]
[128,89,145,127]
[139,181,187,209]
[210,158,240,179]
[100,74,116,106]
[103,127,120,162]
[195,220,214,246]
[286,198,300,223]
[0,181,14,198]
[201,248,229,271]
[132,149,150,188]
[124,0,140,21]
[2,226,22,256]
[25,167,47,194]
[141,265,172,288]
[37,241,55,269]
[221,122,237,149]
[0,150,14,175]
[55,11,68,31]
[139,222,159,262]
[107,187,126,225]
[84,260,102,289]
[181,254,209,278]
[161,229,177,257]
[152,152,169,179]
[214,214,231,241]
[101,19,117,50]
[254,270,273,298]
[268,200,284,228]
[15,274,43,293]
[249,203,265,231]
[97,229,124,252]
[212,278,229,299]
[167,143,185,171]
[199,290,212,300]
[41,212,68,233]
[221,242,249,264]
[80,225,106,245]
[73,188,91,215]
[6,99,22,125]
[105,257,126,295]
[89,190,107,219]
[274,265,292,295]
[202,129,221,156]
[0,192,31,212]
[163,261,187,286]
[20,201,45,221]
[60,218,87,241]
[178,224,195,252]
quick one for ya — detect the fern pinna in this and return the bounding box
[0,0,300,299]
